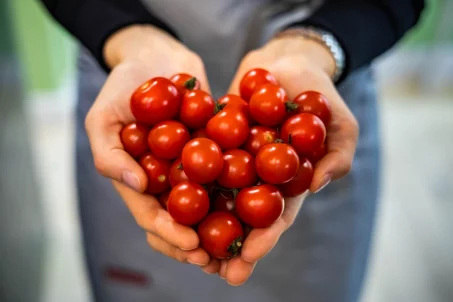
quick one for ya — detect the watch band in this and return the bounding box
[275,27,346,83]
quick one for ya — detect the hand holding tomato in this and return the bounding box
[85,25,213,266]
[219,33,359,285]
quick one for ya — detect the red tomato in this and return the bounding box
[281,113,326,157]
[235,184,284,228]
[198,211,244,259]
[130,77,180,125]
[167,181,210,226]
[212,192,236,213]
[148,120,190,160]
[308,143,327,164]
[206,109,249,150]
[255,143,300,184]
[179,90,215,129]
[243,126,279,156]
[169,73,200,96]
[217,94,252,123]
[181,138,224,184]
[168,157,189,187]
[278,158,314,197]
[139,153,171,195]
[217,149,257,189]
[120,122,149,158]
[249,83,288,127]
[292,91,332,125]
[191,128,208,139]
[158,191,170,210]
[239,68,278,102]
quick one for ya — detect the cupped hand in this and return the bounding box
[212,33,359,285]
[84,25,211,266]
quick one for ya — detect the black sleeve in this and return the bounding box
[38,0,178,71]
[292,0,425,81]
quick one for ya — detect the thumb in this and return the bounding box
[85,110,148,193]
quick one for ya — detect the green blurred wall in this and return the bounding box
[8,0,76,93]
[7,0,452,93]
[403,0,452,45]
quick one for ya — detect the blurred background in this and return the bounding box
[0,0,452,301]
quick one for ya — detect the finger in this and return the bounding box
[114,181,200,250]
[225,257,257,286]
[86,120,148,193]
[219,260,228,279]
[310,97,359,193]
[146,233,210,266]
[240,194,306,262]
[201,258,221,275]
[85,66,151,192]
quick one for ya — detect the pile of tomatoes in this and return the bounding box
[120,69,330,260]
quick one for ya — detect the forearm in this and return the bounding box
[292,0,425,81]
[38,0,177,70]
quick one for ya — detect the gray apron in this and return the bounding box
[75,1,380,301]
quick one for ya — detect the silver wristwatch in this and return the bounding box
[276,27,346,83]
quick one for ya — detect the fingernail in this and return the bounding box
[315,174,331,193]
[227,280,245,287]
[121,171,141,192]
[202,267,216,275]
[187,259,207,266]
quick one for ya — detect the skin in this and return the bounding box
[86,24,358,285]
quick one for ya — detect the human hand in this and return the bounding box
[84,25,212,266]
[211,32,359,285]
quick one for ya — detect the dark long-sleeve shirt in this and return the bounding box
[39,0,425,78]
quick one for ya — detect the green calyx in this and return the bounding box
[285,101,299,112]
[227,236,243,257]
[184,77,197,90]
[214,102,227,114]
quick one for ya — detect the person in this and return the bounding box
[39,0,424,301]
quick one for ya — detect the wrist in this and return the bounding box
[271,30,337,80]
[103,24,179,68]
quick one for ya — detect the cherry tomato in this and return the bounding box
[281,113,326,157]
[206,109,249,150]
[291,91,332,125]
[212,192,236,213]
[139,153,171,195]
[198,211,244,259]
[120,122,149,158]
[169,73,200,96]
[249,83,288,126]
[181,138,223,184]
[130,77,180,126]
[191,128,208,139]
[216,149,257,189]
[148,120,190,160]
[255,143,300,184]
[243,126,279,156]
[167,181,210,226]
[217,94,252,124]
[308,143,327,164]
[278,158,314,197]
[168,157,189,187]
[235,184,284,228]
[239,68,278,102]
[179,90,215,129]
[158,191,170,210]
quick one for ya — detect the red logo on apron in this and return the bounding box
[104,266,150,286]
